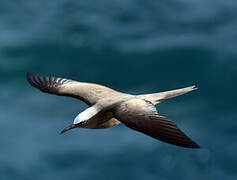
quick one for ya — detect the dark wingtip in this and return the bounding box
[26,72,35,79]
[26,72,39,88]
[188,142,200,149]
[192,142,201,149]
[26,72,51,92]
[26,72,33,84]
[171,140,200,149]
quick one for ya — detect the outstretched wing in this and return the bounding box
[122,114,199,148]
[114,99,200,148]
[26,72,124,105]
[137,85,197,105]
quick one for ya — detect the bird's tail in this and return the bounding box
[137,85,197,105]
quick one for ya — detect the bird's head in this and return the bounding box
[60,112,88,134]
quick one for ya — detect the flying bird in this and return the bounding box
[26,72,200,148]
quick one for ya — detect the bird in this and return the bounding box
[26,72,200,148]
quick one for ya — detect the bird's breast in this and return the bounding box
[84,111,114,129]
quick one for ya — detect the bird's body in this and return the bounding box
[27,72,200,148]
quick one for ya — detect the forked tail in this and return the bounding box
[137,85,197,105]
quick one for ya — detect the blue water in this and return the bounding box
[1,0,237,179]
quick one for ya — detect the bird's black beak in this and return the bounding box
[60,124,76,134]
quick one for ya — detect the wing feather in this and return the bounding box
[27,72,124,105]
[125,114,199,148]
[114,99,200,148]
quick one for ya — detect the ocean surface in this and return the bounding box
[1,0,237,179]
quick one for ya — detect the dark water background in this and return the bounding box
[1,0,237,179]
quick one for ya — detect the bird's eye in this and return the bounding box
[143,99,153,105]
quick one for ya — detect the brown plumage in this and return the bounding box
[27,72,200,148]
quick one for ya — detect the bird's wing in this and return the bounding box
[27,72,125,105]
[114,99,200,148]
[137,85,197,105]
